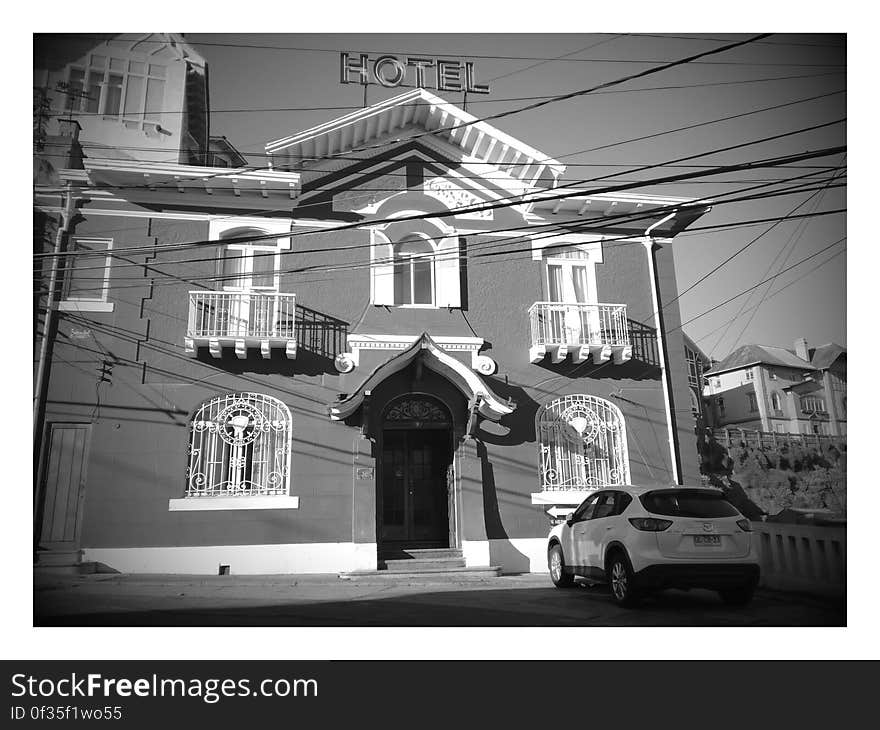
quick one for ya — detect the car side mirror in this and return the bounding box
[565,511,576,526]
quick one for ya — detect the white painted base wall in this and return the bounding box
[82,542,377,575]
[83,539,551,575]
[463,538,549,574]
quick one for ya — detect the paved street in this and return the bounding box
[34,572,845,626]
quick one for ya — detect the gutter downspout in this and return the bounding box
[643,212,682,485]
[34,189,74,468]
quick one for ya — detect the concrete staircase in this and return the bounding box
[340,548,502,581]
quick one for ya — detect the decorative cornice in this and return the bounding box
[338,333,494,374]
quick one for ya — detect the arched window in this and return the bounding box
[771,392,782,411]
[186,393,292,497]
[393,235,435,305]
[538,395,630,490]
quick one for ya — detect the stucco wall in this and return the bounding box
[39,191,699,569]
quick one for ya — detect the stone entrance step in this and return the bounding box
[401,548,464,560]
[380,547,467,571]
[340,565,502,581]
[383,556,466,571]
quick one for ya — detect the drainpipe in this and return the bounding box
[643,212,682,485]
[33,189,74,464]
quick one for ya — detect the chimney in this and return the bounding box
[794,337,809,362]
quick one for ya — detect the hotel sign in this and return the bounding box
[340,53,490,94]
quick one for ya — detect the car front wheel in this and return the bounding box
[608,553,640,607]
[548,544,574,588]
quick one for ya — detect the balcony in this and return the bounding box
[528,302,632,365]
[185,290,297,359]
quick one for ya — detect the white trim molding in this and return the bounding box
[462,538,550,574]
[82,541,376,575]
[530,233,605,262]
[57,301,115,313]
[209,216,293,249]
[168,496,300,511]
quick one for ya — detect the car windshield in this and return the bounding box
[640,490,740,518]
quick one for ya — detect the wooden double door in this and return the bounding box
[379,428,453,552]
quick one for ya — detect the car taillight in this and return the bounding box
[628,517,673,531]
[736,519,752,532]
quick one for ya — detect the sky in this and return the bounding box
[185,31,846,361]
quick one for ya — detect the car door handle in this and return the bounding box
[605,526,613,530]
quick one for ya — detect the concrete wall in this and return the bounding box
[753,522,846,598]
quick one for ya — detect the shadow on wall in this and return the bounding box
[628,319,659,367]
[294,305,348,361]
[477,440,530,571]
[477,380,539,447]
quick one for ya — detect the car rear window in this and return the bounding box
[640,490,740,518]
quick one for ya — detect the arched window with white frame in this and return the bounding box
[186,393,292,497]
[538,394,630,490]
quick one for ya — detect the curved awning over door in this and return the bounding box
[329,332,515,422]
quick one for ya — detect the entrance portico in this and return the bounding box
[330,333,515,566]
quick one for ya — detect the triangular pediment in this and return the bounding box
[266,88,564,191]
[290,142,528,226]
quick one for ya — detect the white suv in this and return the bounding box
[547,486,760,606]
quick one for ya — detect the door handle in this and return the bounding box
[605,526,613,530]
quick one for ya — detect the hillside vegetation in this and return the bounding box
[698,434,846,518]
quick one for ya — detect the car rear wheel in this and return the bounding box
[608,553,640,607]
[548,544,574,588]
[719,585,755,606]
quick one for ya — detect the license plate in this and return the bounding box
[694,535,721,546]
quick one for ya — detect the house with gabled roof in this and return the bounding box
[34,37,713,575]
[704,338,846,436]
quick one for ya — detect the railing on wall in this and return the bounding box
[712,428,843,450]
[188,291,296,339]
[185,291,298,358]
[528,303,632,365]
[529,302,630,348]
[752,521,846,598]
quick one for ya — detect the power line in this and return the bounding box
[35,206,847,295]
[36,169,847,286]
[38,115,846,238]
[618,33,845,50]
[94,33,774,198]
[55,34,842,67]
[34,158,847,266]
[660,166,848,313]
[575,89,844,155]
[687,245,847,347]
[713,156,846,357]
[39,85,845,175]
[280,35,776,163]
[674,237,847,331]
